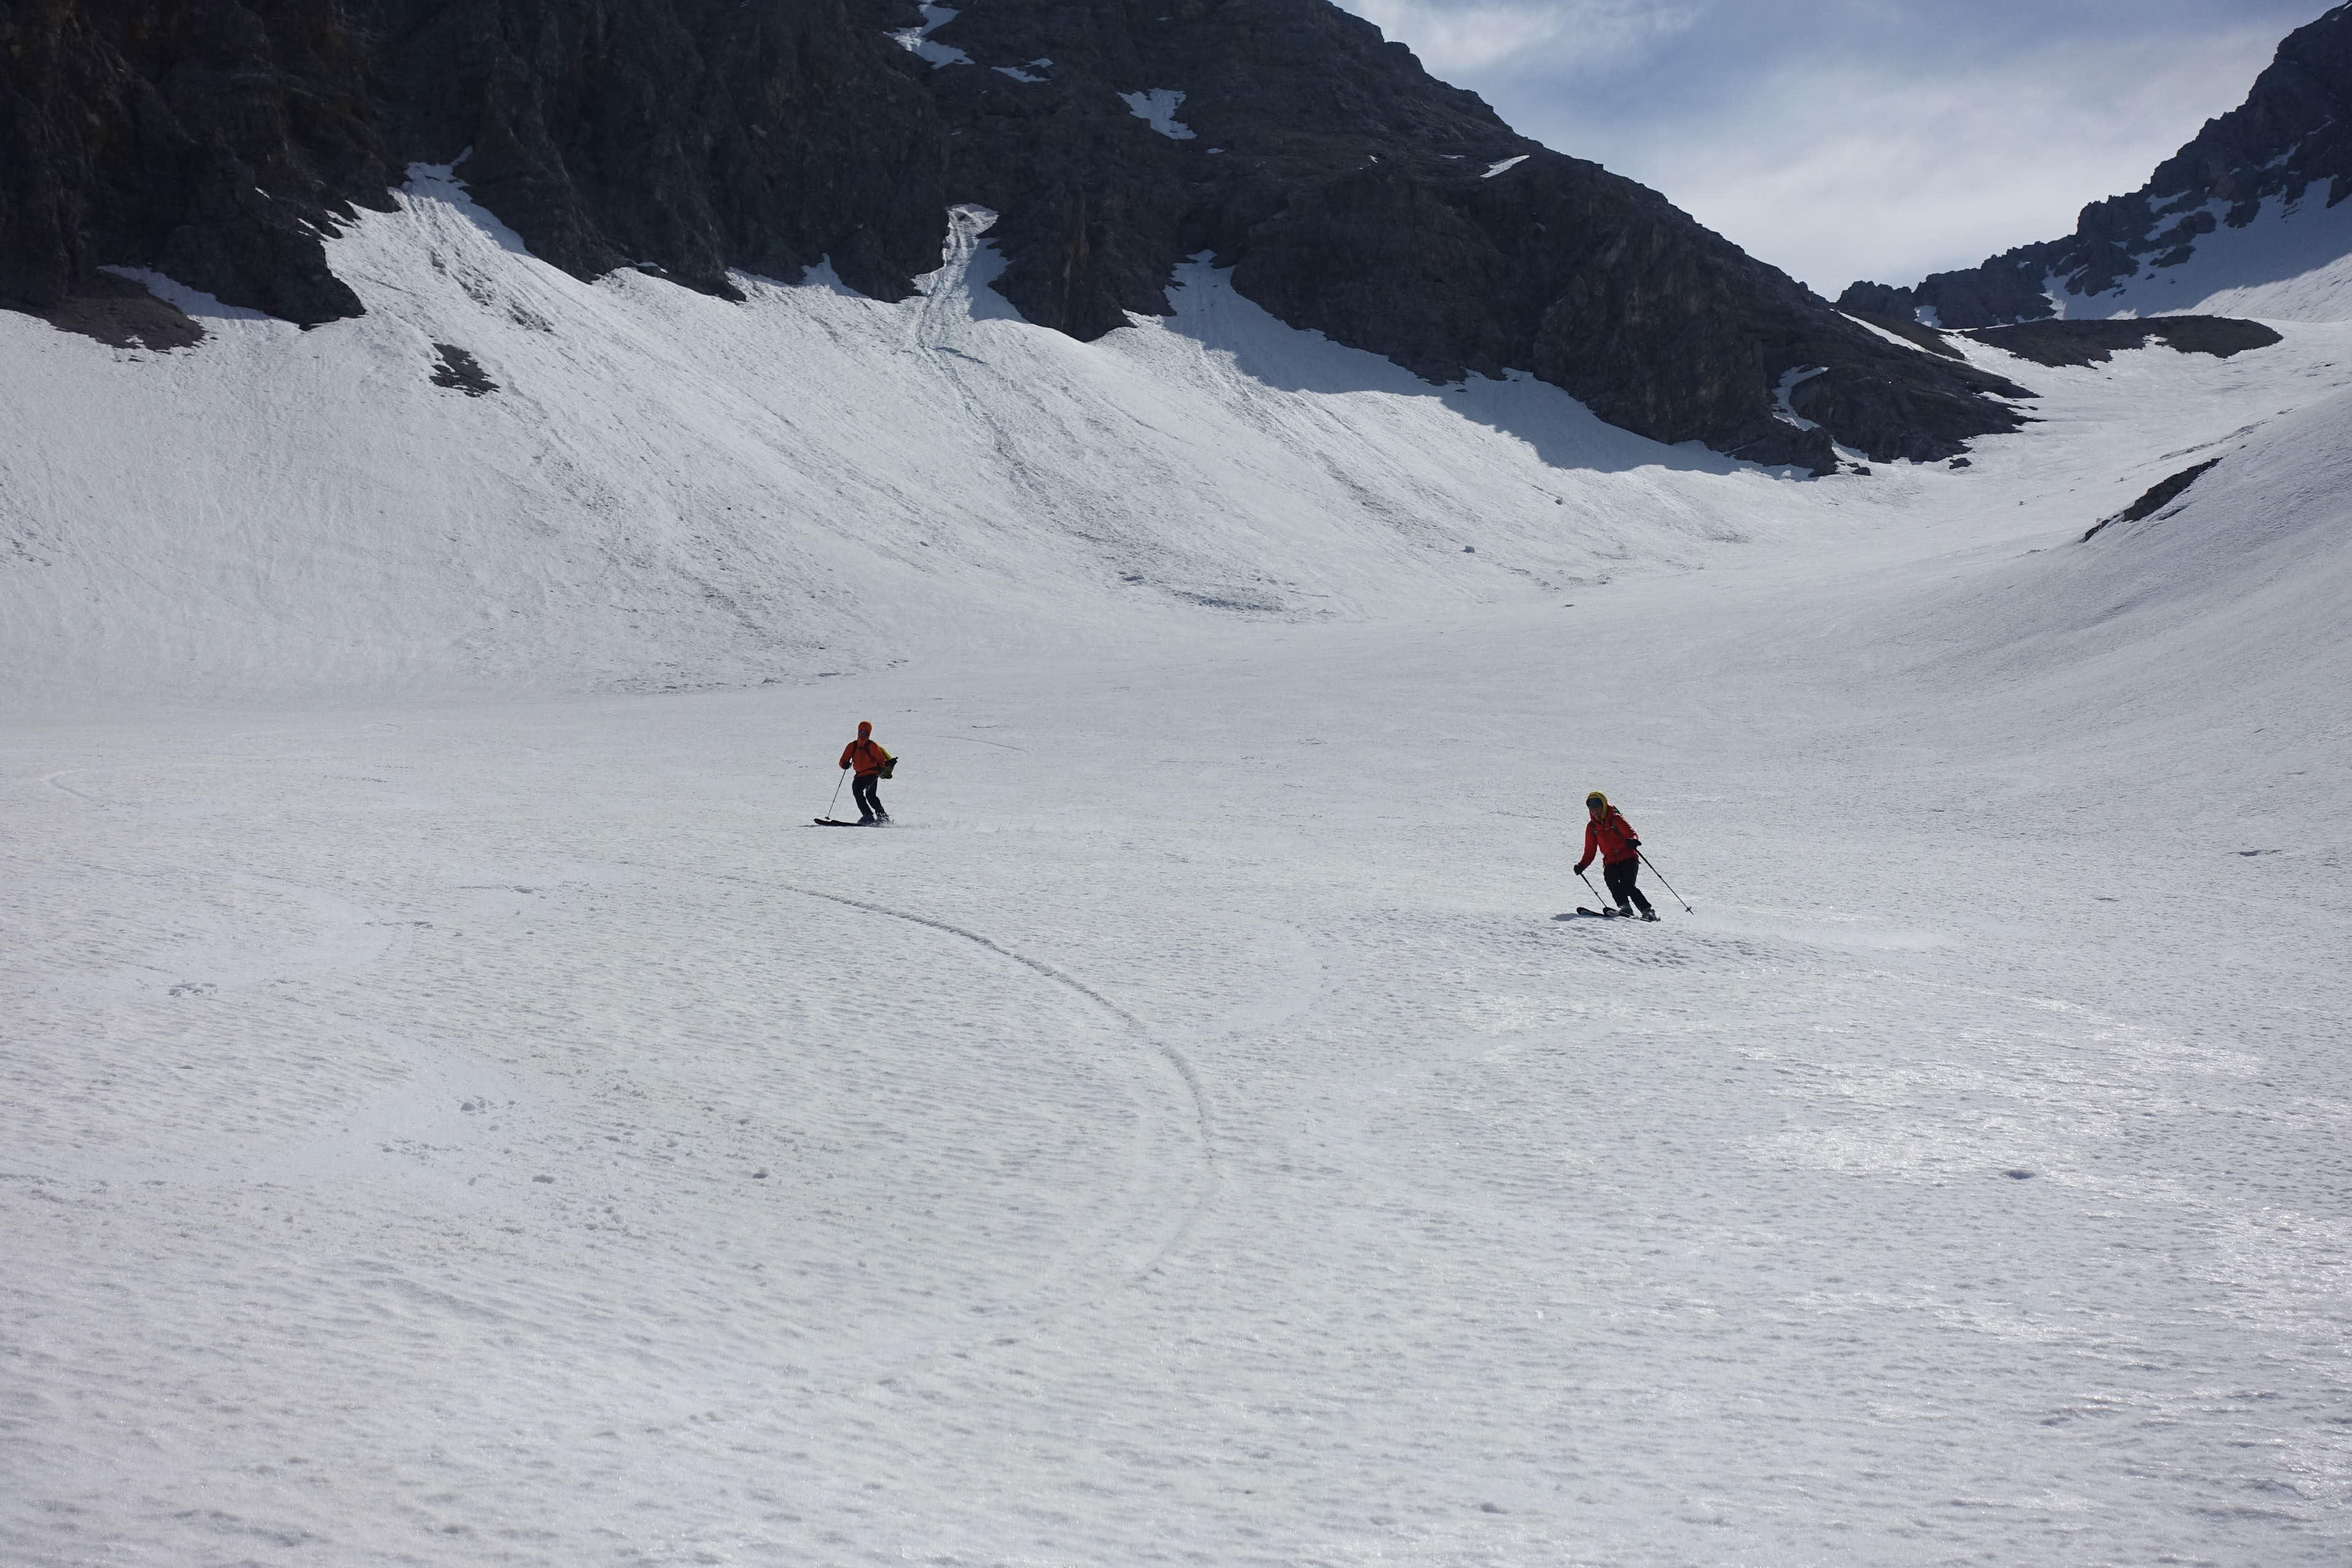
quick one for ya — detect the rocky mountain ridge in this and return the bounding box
[1840,2,2352,327]
[2,0,2033,472]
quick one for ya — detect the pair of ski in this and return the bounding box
[813,817,888,828]
[1572,906,1655,921]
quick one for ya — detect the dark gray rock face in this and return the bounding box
[371,0,954,303]
[1840,3,2352,328]
[0,0,398,325]
[4,0,2030,469]
[1965,316,2282,368]
[918,0,2028,468]
[1,0,954,319]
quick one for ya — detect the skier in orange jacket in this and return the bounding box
[838,721,894,825]
[1574,790,1656,920]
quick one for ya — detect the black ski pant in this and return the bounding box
[1603,858,1653,915]
[852,773,884,820]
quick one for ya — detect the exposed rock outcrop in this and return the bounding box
[1965,316,2281,368]
[1840,3,2352,327]
[428,341,497,394]
[3,0,2033,470]
[10,271,204,350]
[2083,459,2222,540]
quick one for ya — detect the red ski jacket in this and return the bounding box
[1576,810,1640,870]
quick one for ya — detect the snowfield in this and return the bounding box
[4,167,2351,1567]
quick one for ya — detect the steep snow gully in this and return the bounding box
[4,165,2352,1567]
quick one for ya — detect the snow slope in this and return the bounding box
[5,165,2352,1568]
[1,168,1796,710]
[1896,375,2352,772]
[2051,192,2352,322]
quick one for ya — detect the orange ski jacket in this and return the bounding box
[1576,810,1641,870]
[839,725,892,777]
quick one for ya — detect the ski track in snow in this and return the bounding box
[4,165,2352,1566]
[677,863,1221,1304]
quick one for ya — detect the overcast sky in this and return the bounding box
[1335,0,2331,296]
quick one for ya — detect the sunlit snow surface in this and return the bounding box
[4,168,2352,1566]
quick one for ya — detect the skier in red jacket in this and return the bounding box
[1574,790,1657,920]
[838,721,894,825]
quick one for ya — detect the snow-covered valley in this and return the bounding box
[5,166,2351,1566]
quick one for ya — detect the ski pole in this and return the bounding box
[824,769,846,820]
[1638,850,1693,913]
[1578,868,1608,910]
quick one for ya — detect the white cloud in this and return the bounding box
[1618,29,2294,290]
[1334,0,2325,291]
[1348,0,1700,73]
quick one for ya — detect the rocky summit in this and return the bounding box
[1,0,2033,472]
[1841,2,2352,328]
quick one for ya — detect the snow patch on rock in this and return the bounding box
[1773,365,1827,430]
[889,4,970,68]
[1118,88,1196,140]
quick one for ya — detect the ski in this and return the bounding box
[813,818,868,827]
